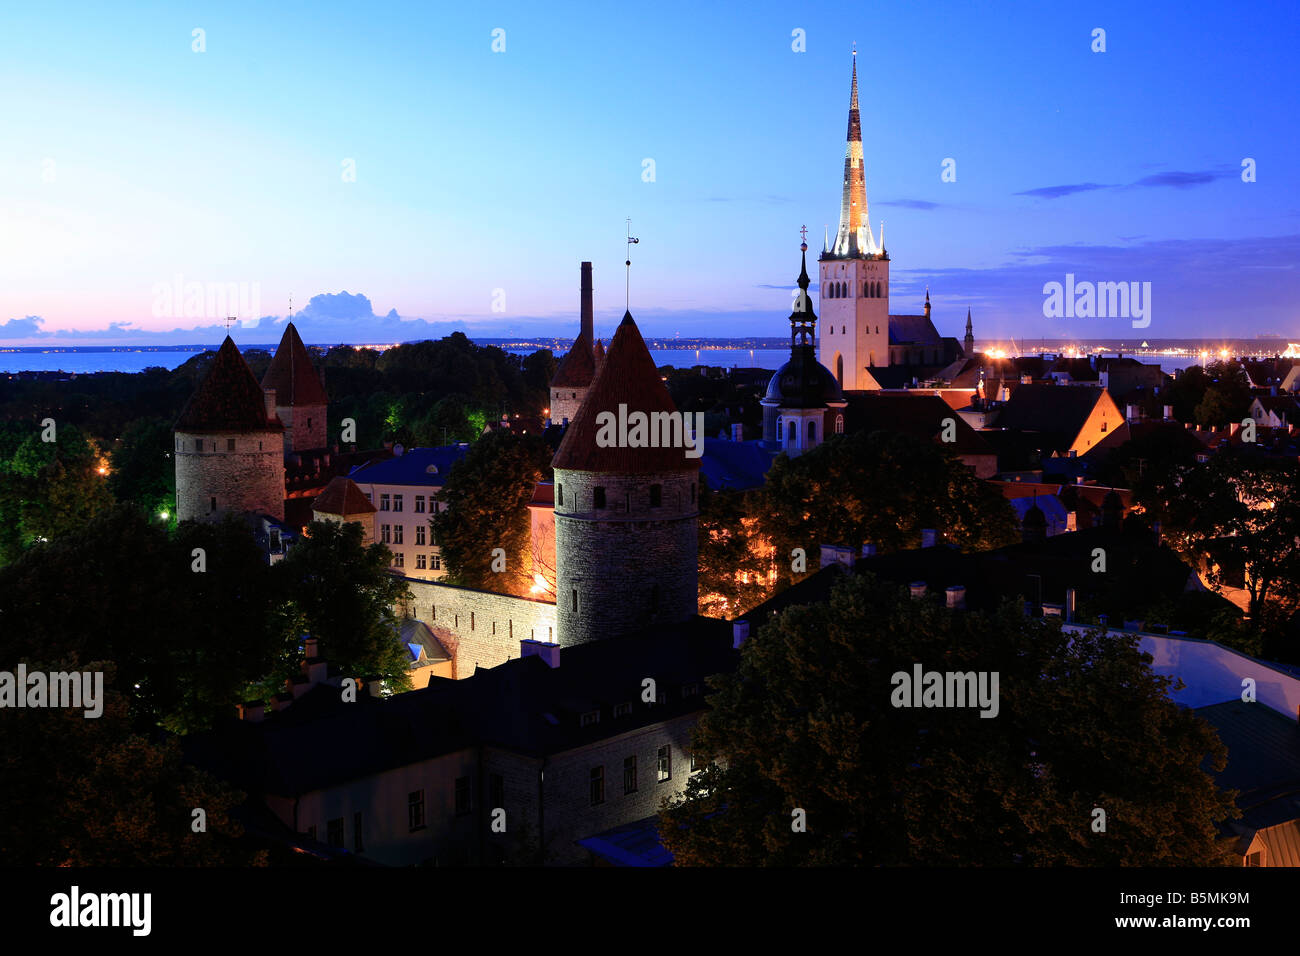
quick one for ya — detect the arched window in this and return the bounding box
[808,420,817,443]
[864,281,870,297]
[842,326,846,335]
[835,353,844,387]
[835,415,845,434]
[786,421,796,442]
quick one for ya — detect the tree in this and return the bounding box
[274,520,413,692]
[430,430,552,596]
[1156,452,1300,620]
[108,416,176,513]
[696,481,776,618]
[0,505,292,733]
[0,422,113,563]
[757,431,1018,590]
[660,572,1240,866]
[0,661,265,865]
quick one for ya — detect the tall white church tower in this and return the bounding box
[819,50,890,391]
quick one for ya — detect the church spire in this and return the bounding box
[831,48,878,258]
[791,230,816,348]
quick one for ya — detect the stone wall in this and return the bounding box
[403,577,557,677]
[175,429,285,522]
[277,402,328,453]
[554,468,698,645]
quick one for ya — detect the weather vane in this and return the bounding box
[625,218,640,311]
[800,224,808,243]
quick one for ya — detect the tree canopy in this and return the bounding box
[660,572,1240,866]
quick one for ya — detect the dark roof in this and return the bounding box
[699,439,778,491]
[189,617,737,797]
[551,329,597,388]
[888,314,943,346]
[348,445,471,487]
[1049,357,1099,382]
[863,365,945,389]
[1195,700,1300,834]
[312,476,377,516]
[553,312,701,473]
[841,393,996,457]
[262,322,328,407]
[764,345,843,408]
[996,384,1105,452]
[175,336,283,434]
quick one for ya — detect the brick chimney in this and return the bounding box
[580,261,594,343]
[263,387,277,423]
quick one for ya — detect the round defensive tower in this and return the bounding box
[552,310,700,645]
[262,320,328,453]
[174,336,285,522]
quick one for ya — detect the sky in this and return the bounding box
[1,0,1297,346]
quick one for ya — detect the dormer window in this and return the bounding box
[580,710,600,727]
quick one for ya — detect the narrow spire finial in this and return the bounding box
[625,218,639,313]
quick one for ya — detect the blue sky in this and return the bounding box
[1,0,1297,346]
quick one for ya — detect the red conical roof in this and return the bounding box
[312,476,377,516]
[553,312,700,473]
[551,327,596,388]
[175,337,282,433]
[262,322,328,406]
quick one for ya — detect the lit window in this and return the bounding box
[657,746,671,782]
[415,496,425,513]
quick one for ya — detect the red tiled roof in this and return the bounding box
[262,322,328,407]
[551,329,597,388]
[175,336,283,433]
[552,312,701,473]
[312,476,377,515]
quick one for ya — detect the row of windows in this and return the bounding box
[376,493,442,514]
[427,607,545,639]
[590,747,706,805]
[380,525,441,547]
[823,280,885,299]
[825,325,882,336]
[185,438,265,452]
[776,416,844,446]
[390,552,443,571]
[580,686,701,727]
[407,775,505,831]
[307,810,365,852]
[556,482,695,511]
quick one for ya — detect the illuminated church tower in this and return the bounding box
[819,49,890,391]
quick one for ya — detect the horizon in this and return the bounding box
[2,1,1297,346]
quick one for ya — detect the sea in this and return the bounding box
[1,340,1296,378]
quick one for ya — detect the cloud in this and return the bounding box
[1014,183,1111,199]
[0,316,45,337]
[1130,169,1231,189]
[877,199,940,210]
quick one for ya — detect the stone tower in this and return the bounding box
[762,240,846,455]
[551,311,700,645]
[549,261,599,425]
[964,308,975,358]
[262,321,328,453]
[819,50,890,390]
[174,336,285,522]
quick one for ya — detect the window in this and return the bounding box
[353,812,364,852]
[327,818,344,848]
[572,588,579,612]
[415,525,426,546]
[681,682,701,698]
[786,421,795,442]
[489,773,505,811]
[581,709,600,727]
[649,484,662,508]
[196,439,204,452]
[624,756,638,794]
[836,415,845,434]
[1245,851,1263,867]
[269,529,281,551]
[808,420,817,443]
[657,746,672,782]
[455,776,472,816]
[394,494,403,512]
[408,790,425,831]
[393,525,404,545]
[227,438,236,451]
[470,611,475,631]
[415,495,425,513]
[381,524,391,543]
[380,494,390,511]
[392,552,404,568]
[593,486,606,509]
[210,496,217,513]
[615,701,632,718]
[431,552,442,571]
[557,484,563,507]
[416,554,427,570]
[590,766,605,805]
